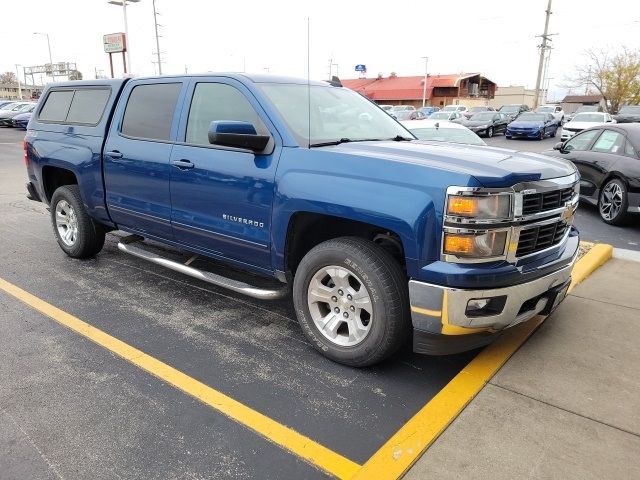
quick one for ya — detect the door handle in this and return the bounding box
[106,150,123,159]
[171,159,195,170]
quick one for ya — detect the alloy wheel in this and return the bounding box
[55,200,79,246]
[307,265,373,347]
[599,181,624,221]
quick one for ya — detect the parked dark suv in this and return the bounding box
[499,104,530,121]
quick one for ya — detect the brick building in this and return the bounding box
[341,73,497,108]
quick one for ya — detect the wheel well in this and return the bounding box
[285,212,406,276]
[42,166,78,202]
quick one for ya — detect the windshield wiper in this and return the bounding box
[389,135,414,141]
[309,138,384,148]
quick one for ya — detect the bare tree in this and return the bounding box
[69,70,83,81]
[567,47,640,114]
[0,72,17,84]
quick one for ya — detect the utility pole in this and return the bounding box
[421,56,429,107]
[15,64,23,100]
[533,0,553,109]
[152,0,163,75]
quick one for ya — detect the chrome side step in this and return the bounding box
[117,236,289,300]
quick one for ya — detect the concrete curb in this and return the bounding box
[569,243,614,293]
[612,247,640,263]
[353,243,614,480]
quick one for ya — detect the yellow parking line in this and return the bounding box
[351,243,613,480]
[0,277,361,480]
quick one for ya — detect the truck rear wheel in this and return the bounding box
[293,237,410,367]
[50,185,105,258]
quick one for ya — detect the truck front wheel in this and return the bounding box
[293,237,410,367]
[50,185,105,258]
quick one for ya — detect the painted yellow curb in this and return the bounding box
[350,243,613,480]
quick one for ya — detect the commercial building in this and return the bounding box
[560,94,605,114]
[0,83,43,101]
[342,73,497,108]
[487,85,537,109]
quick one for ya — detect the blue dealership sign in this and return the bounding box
[355,64,367,72]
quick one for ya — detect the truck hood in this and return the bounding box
[326,140,576,187]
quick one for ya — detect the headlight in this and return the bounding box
[446,194,511,219]
[443,231,507,258]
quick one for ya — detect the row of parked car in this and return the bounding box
[0,100,37,128]
[394,105,640,226]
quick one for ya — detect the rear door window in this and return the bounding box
[121,83,181,141]
[66,89,111,124]
[591,130,626,154]
[38,90,74,122]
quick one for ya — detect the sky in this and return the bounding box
[1,0,639,100]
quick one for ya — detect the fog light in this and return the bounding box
[465,295,507,317]
[467,298,490,311]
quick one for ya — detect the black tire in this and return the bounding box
[50,185,106,258]
[292,237,410,367]
[551,127,557,137]
[505,135,512,139]
[598,178,629,226]
[486,127,494,138]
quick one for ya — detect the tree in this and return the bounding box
[69,70,83,81]
[568,47,640,114]
[0,71,17,84]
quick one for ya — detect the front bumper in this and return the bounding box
[506,129,540,138]
[409,248,577,355]
[561,130,579,140]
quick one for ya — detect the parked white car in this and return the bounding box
[536,104,565,124]
[401,119,486,146]
[442,105,469,115]
[428,111,465,123]
[560,112,616,141]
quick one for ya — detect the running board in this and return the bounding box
[117,236,289,300]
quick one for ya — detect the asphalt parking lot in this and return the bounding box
[0,125,474,479]
[1,125,638,479]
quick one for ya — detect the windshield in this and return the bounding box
[259,84,412,146]
[442,106,458,112]
[469,107,487,113]
[18,103,34,112]
[470,112,495,121]
[575,106,597,113]
[517,113,545,121]
[571,113,605,122]
[429,112,452,119]
[619,106,640,114]
[410,126,485,146]
[499,105,519,113]
[536,106,554,113]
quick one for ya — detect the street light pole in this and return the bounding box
[33,32,55,82]
[108,0,140,74]
[534,0,553,109]
[421,56,429,107]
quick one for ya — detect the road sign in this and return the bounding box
[355,64,367,72]
[103,33,127,54]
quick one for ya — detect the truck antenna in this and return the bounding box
[307,17,311,149]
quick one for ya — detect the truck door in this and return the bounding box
[103,79,185,239]
[169,78,280,271]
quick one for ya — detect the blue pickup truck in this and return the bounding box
[23,74,579,366]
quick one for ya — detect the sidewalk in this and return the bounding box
[405,257,640,480]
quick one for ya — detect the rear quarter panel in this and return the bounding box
[26,80,127,225]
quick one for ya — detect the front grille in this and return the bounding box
[516,221,568,257]
[522,187,574,215]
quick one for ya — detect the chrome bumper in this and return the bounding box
[409,254,577,334]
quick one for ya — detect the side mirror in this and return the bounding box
[208,121,270,152]
[553,141,564,151]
